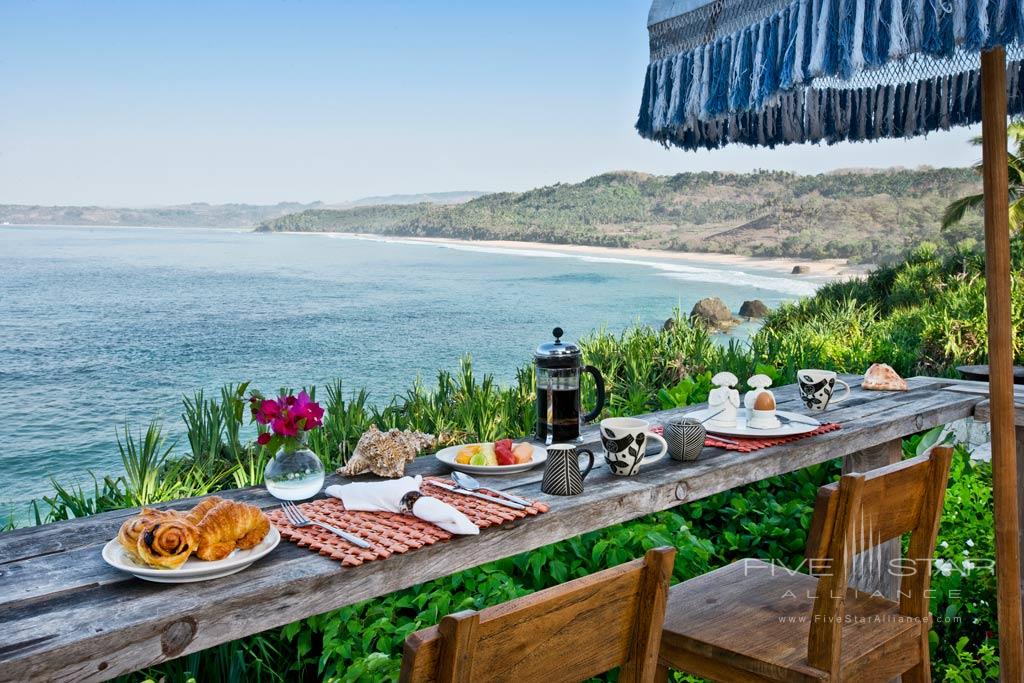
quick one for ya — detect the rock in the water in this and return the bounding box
[662,318,676,331]
[791,265,811,274]
[690,297,738,331]
[739,299,770,318]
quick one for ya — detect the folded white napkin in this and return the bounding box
[325,475,478,535]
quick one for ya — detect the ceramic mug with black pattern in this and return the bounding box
[797,369,851,411]
[600,417,668,476]
[541,443,595,496]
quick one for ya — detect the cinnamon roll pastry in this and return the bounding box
[136,517,198,569]
[196,500,271,561]
[116,508,179,558]
[184,495,224,525]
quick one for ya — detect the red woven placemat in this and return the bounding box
[652,422,842,453]
[704,423,841,452]
[268,477,549,567]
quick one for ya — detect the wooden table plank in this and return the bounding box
[0,377,983,682]
[971,398,1024,426]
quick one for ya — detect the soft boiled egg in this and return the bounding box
[754,392,776,411]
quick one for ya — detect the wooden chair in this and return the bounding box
[657,446,954,683]
[400,546,675,683]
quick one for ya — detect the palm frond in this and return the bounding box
[942,193,984,230]
[1009,198,1024,233]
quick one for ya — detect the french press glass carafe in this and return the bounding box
[534,327,606,443]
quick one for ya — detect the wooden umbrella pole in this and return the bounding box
[980,45,1024,681]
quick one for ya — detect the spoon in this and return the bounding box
[451,471,534,506]
[681,409,725,425]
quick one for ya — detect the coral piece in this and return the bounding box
[337,426,435,478]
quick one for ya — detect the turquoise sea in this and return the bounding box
[0,225,822,520]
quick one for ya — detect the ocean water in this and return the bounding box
[0,225,821,519]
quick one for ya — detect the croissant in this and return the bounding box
[184,495,224,525]
[117,508,179,557]
[135,517,198,569]
[196,500,271,561]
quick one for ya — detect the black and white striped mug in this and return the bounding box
[541,443,595,496]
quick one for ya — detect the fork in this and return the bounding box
[280,501,371,549]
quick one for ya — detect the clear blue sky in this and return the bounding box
[1,0,980,206]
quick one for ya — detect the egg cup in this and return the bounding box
[747,408,780,429]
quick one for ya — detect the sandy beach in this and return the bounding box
[297,232,873,281]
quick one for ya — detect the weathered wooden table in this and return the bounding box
[0,376,990,682]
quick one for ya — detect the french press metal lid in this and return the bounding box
[534,327,582,368]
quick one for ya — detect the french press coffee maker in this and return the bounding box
[534,327,606,443]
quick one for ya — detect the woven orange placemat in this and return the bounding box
[703,423,842,452]
[268,477,549,567]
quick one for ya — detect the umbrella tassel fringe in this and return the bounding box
[637,0,1024,147]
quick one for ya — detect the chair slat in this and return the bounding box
[807,454,935,561]
[401,547,675,683]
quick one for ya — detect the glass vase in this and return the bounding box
[264,440,325,500]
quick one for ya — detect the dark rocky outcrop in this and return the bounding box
[739,300,770,318]
[690,297,739,331]
[791,265,811,274]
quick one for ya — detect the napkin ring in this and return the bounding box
[399,490,423,514]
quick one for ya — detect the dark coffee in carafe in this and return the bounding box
[536,387,582,443]
[534,328,606,443]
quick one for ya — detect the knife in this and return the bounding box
[426,480,528,510]
[776,414,821,427]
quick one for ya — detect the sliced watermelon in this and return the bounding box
[495,438,515,466]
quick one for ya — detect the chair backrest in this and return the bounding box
[804,445,954,673]
[400,546,675,683]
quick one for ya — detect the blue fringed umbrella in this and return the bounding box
[638,0,1024,148]
[637,0,1023,677]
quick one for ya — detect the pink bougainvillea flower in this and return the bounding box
[272,415,299,437]
[249,390,323,442]
[291,391,324,429]
[255,399,281,424]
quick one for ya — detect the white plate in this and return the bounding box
[435,443,547,475]
[684,408,821,438]
[101,526,280,583]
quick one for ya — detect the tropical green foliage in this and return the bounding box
[260,168,982,263]
[942,121,1024,235]
[8,242,1012,681]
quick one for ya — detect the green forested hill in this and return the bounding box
[0,192,485,229]
[258,168,983,263]
[0,202,324,228]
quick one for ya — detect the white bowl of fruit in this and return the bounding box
[434,439,547,475]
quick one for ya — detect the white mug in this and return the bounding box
[798,369,851,411]
[600,417,668,476]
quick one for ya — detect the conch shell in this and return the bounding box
[337,426,435,478]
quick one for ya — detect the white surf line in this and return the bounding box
[302,232,821,297]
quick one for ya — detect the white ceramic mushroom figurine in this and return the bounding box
[708,371,740,428]
[744,373,774,410]
[745,374,779,429]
